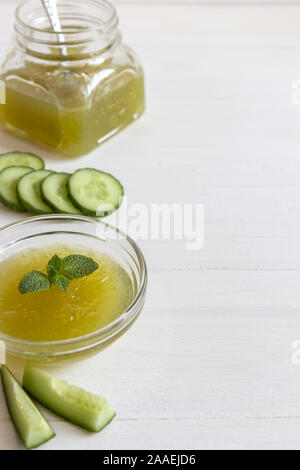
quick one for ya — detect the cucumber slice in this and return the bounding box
[17,170,54,214]
[23,365,116,433]
[41,173,81,215]
[0,151,44,172]
[0,166,33,211]
[68,168,124,217]
[1,365,55,450]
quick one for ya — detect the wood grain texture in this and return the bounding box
[0,2,300,450]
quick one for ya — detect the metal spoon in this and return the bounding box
[40,0,67,57]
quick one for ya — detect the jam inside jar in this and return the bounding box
[0,0,145,158]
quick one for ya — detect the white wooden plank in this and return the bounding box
[2,417,300,451]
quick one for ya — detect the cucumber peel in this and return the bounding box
[23,365,116,433]
[41,172,81,215]
[17,169,54,214]
[0,152,44,172]
[0,166,33,211]
[68,168,124,217]
[1,365,55,450]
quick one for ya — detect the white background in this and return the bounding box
[1,0,300,450]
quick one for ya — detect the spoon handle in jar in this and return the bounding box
[40,0,67,56]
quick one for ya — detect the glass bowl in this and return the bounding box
[0,215,147,363]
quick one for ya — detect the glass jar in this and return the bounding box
[0,0,145,158]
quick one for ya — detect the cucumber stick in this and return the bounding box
[68,168,124,217]
[0,152,44,172]
[23,365,116,433]
[17,169,54,214]
[0,166,33,211]
[41,173,81,215]
[1,365,55,450]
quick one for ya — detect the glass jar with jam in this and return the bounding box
[0,0,145,158]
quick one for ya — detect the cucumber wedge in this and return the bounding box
[0,152,44,172]
[41,173,81,215]
[0,166,33,211]
[23,365,116,433]
[1,365,55,450]
[17,170,54,214]
[68,168,124,217]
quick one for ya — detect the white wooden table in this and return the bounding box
[1,0,300,450]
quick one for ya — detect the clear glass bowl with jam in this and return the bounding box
[0,0,145,157]
[0,215,147,363]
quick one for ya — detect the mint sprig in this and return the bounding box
[18,254,99,294]
[19,271,51,294]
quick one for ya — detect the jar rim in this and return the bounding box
[15,0,119,38]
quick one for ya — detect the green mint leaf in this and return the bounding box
[61,255,99,280]
[19,271,51,294]
[47,254,62,279]
[52,274,70,292]
[18,253,98,295]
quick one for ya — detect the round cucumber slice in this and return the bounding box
[0,151,44,172]
[0,166,33,211]
[41,173,82,215]
[1,365,55,450]
[23,365,116,433]
[68,168,124,217]
[17,169,55,214]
